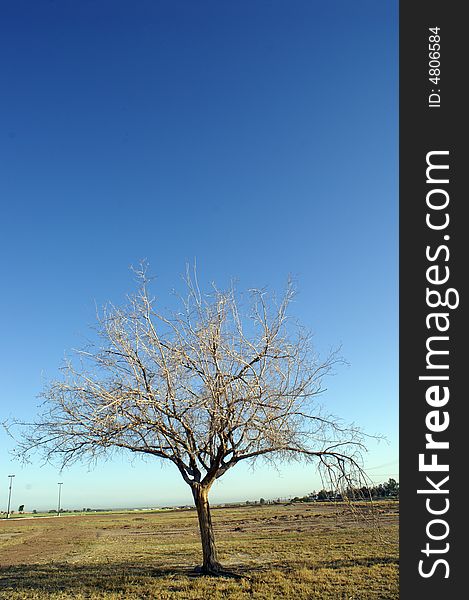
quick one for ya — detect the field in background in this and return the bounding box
[0,501,398,599]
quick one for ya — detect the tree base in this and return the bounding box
[193,562,223,575]
[192,563,241,578]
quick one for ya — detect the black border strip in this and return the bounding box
[400,2,465,595]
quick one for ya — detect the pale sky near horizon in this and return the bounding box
[0,0,398,512]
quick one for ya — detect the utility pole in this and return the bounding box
[6,475,15,518]
[57,482,63,516]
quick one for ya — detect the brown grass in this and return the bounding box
[0,501,399,599]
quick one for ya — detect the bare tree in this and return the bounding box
[15,265,368,574]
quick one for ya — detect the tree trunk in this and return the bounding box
[192,483,223,574]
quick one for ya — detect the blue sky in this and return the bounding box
[0,1,398,511]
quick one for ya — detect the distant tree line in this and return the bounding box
[304,478,399,502]
[248,478,399,505]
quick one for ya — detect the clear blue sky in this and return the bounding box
[0,1,397,511]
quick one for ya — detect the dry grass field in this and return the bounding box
[0,501,398,599]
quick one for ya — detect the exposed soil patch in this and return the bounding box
[0,518,91,567]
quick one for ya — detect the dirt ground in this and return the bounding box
[0,502,399,599]
[0,502,397,567]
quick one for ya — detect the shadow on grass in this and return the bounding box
[0,561,248,594]
[0,556,398,595]
[0,563,172,594]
